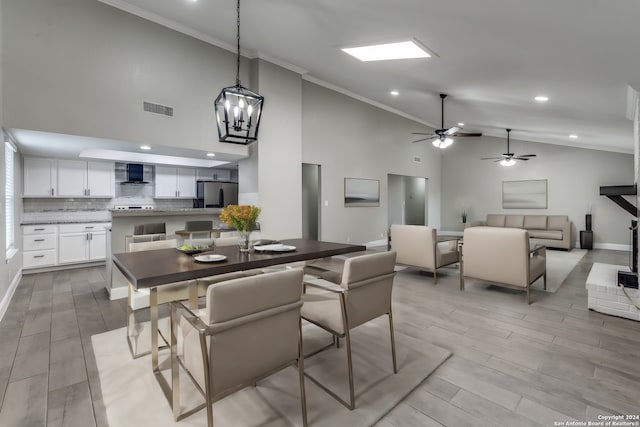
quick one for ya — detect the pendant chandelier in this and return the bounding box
[214,0,264,145]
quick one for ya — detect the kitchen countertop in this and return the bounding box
[110,208,222,217]
[21,219,112,225]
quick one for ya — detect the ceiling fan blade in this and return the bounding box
[480,157,503,160]
[444,126,460,136]
[411,132,436,136]
[518,154,537,157]
[451,132,483,137]
[412,137,434,143]
[513,157,530,161]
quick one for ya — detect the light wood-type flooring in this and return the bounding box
[0,249,638,426]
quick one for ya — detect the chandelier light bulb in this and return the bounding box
[500,158,516,166]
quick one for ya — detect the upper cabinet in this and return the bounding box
[196,168,233,182]
[57,160,114,198]
[24,157,114,198]
[24,157,57,197]
[154,166,196,199]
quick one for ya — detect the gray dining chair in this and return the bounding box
[301,250,398,410]
[170,269,307,426]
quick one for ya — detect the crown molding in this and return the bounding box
[301,75,436,129]
[97,0,252,57]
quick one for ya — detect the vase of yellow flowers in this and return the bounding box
[220,204,261,252]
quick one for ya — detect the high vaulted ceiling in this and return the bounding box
[98,0,640,154]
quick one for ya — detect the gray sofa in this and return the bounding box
[470,214,572,250]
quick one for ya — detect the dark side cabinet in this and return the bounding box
[580,230,593,250]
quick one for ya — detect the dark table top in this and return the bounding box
[112,238,367,289]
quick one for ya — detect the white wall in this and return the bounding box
[302,81,441,245]
[2,0,246,158]
[441,135,634,247]
[255,60,303,239]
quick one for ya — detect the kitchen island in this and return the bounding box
[108,208,237,299]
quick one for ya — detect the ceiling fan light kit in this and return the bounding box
[481,128,537,166]
[214,0,264,145]
[412,94,482,147]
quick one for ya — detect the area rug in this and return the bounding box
[91,317,451,427]
[543,248,587,292]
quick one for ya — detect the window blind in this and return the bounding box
[5,141,16,251]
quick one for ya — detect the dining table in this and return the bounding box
[112,238,367,405]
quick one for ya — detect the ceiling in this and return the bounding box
[94,0,640,154]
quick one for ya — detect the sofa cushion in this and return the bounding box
[528,230,563,240]
[547,215,569,230]
[524,215,547,230]
[486,214,506,227]
[505,215,524,228]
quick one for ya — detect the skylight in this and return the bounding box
[342,40,431,62]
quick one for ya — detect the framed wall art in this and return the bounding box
[502,179,548,209]
[344,178,380,207]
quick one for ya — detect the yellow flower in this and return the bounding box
[220,205,261,232]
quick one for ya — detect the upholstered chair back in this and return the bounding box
[463,227,530,288]
[340,251,397,329]
[390,225,436,269]
[184,269,303,397]
[128,239,177,252]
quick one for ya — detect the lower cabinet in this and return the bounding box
[23,225,58,269]
[58,223,109,264]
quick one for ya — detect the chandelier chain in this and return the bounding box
[236,0,241,86]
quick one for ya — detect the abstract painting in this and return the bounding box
[344,178,380,207]
[503,179,548,209]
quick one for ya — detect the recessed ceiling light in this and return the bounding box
[140,145,151,150]
[569,134,579,139]
[534,95,549,102]
[457,122,465,127]
[206,152,216,157]
[342,40,431,62]
[390,90,399,96]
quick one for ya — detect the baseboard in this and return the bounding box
[594,243,632,251]
[366,239,388,248]
[108,286,128,301]
[0,269,23,323]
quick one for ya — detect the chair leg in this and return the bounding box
[388,308,398,374]
[543,272,547,290]
[171,304,181,421]
[199,332,214,427]
[298,320,308,427]
[344,327,355,410]
[526,286,531,305]
[433,269,437,284]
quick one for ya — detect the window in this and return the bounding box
[5,140,16,254]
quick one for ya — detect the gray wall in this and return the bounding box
[441,135,634,246]
[2,0,246,158]
[1,0,23,315]
[302,81,441,245]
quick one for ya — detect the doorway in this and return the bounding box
[302,163,321,240]
[387,174,428,228]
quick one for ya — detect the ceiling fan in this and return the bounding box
[412,94,482,148]
[481,128,536,166]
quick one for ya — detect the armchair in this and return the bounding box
[461,227,547,304]
[301,251,397,410]
[390,224,460,283]
[170,269,307,426]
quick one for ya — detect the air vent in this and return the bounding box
[413,156,422,164]
[143,101,174,117]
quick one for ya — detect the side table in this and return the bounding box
[580,230,593,250]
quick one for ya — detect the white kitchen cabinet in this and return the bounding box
[58,223,109,264]
[22,225,57,269]
[23,157,57,197]
[58,160,114,197]
[154,166,196,198]
[196,168,232,182]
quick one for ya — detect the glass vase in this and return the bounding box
[238,230,252,252]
